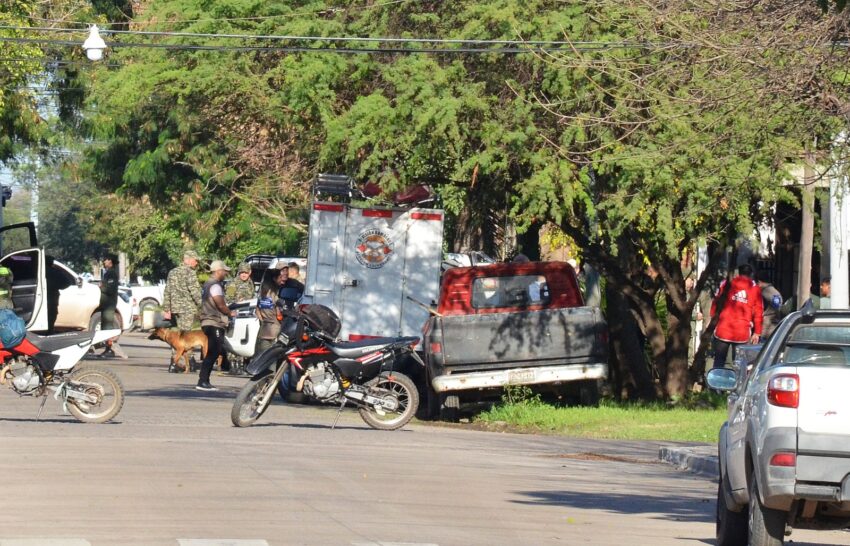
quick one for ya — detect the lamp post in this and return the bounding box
[82,25,107,61]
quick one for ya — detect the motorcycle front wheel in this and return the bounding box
[358,372,419,431]
[231,371,276,427]
[67,366,125,424]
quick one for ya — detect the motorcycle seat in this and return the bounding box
[25,331,96,353]
[325,336,419,358]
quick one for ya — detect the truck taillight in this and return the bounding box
[767,374,799,408]
[430,342,442,354]
[769,452,796,467]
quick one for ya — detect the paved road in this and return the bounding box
[0,332,847,546]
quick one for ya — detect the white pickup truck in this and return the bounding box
[708,305,850,546]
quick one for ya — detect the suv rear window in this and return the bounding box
[471,275,550,309]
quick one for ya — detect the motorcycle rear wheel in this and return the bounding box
[231,371,275,427]
[358,372,419,431]
[67,366,125,424]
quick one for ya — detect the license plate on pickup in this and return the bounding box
[508,369,535,385]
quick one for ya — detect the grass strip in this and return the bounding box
[476,399,726,442]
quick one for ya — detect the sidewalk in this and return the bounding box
[659,444,719,478]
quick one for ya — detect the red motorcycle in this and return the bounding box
[230,305,423,430]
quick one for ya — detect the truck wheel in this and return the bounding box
[716,475,747,546]
[748,477,786,546]
[578,379,600,407]
[439,393,460,422]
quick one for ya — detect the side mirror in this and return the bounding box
[706,368,738,391]
[76,277,83,288]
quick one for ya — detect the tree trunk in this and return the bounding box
[664,313,692,398]
[605,278,656,400]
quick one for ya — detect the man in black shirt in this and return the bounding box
[98,255,119,357]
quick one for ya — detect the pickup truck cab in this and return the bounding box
[422,261,608,419]
[708,305,850,546]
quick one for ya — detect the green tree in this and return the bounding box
[65,0,850,398]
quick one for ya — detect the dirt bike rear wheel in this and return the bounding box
[66,366,125,424]
[231,371,275,427]
[358,372,419,431]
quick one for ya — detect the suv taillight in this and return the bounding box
[767,374,799,408]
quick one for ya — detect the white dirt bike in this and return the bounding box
[0,328,125,423]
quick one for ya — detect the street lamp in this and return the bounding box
[82,25,107,61]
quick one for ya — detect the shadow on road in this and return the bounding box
[126,386,239,400]
[514,489,714,523]
[250,421,367,431]
[0,416,123,424]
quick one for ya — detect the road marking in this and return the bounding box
[352,543,439,546]
[0,538,91,546]
[178,541,269,546]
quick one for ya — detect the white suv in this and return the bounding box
[708,305,850,546]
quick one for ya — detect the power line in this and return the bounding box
[0,24,684,49]
[0,34,682,55]
[0,36,656,55]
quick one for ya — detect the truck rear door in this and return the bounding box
[338,207,442,340]
[304,204,443,341]
[305,203,346,312]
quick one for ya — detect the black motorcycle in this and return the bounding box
[230,304,423,431]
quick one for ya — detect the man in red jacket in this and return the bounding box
[710,263,763,369]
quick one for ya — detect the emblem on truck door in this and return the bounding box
[355,229,395,269]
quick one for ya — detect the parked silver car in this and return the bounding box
[708,304,850,546]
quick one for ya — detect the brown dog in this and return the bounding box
[148,327,209,373]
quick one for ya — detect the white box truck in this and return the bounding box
[301,201,444,342]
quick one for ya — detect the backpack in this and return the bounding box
[0,309,27,348]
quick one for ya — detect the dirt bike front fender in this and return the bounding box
[245,344,286,376]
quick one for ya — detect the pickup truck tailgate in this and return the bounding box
[796,366,850,483]
[797,366,850,438]
[435,306,606,371]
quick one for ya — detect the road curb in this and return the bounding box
[659,445,719,478]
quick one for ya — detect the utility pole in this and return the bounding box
[796,151,815,309]
[829,163,850,309]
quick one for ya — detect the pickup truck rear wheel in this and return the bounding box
[439,393,460,422]
[716,475,747,546]
[578,380,600,407]
[748,477,786,546]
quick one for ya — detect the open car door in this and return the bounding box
[0,222,48,332]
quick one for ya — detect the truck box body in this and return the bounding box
[302,202,443,342]
[424,262,608,393]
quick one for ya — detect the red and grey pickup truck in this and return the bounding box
[422,261,608,420]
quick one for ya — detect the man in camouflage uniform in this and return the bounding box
[162,250,202,331]
[0,266,14,311]
[225,262,255,304]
